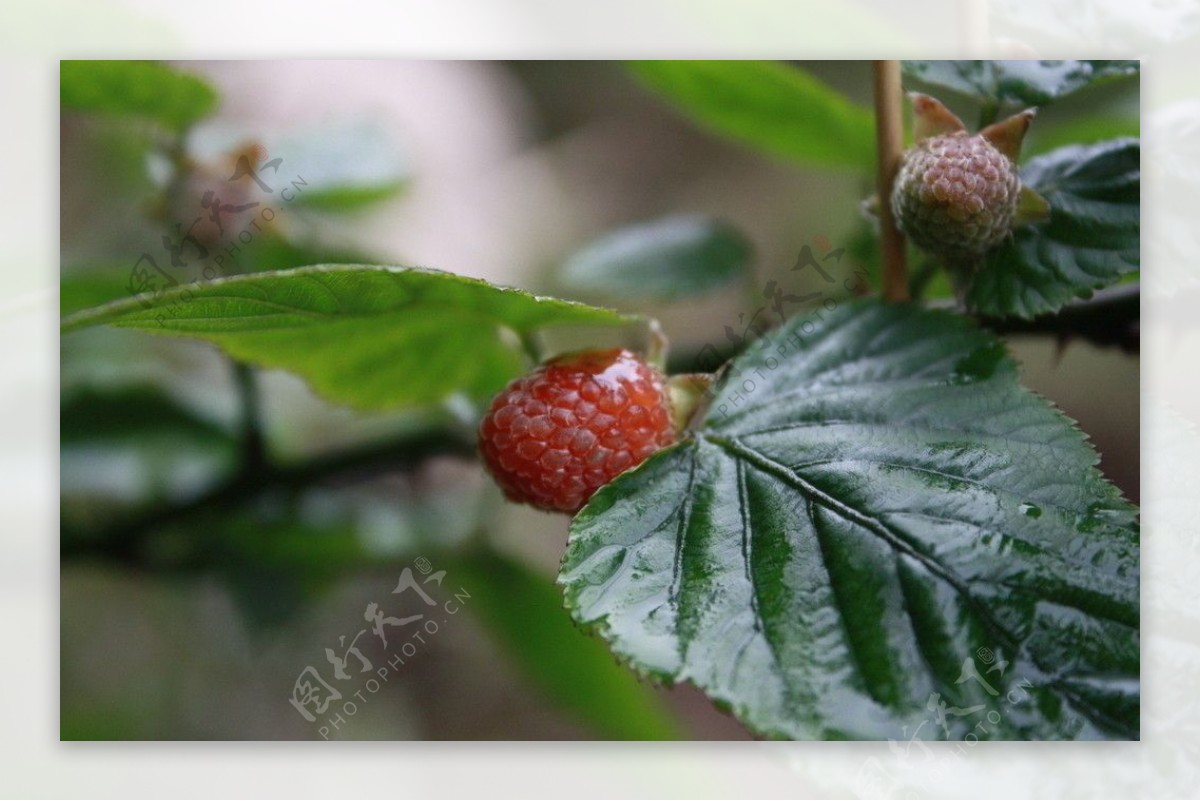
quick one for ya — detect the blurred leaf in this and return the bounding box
[1026,115,1140,156]
[60,384,238,516]
[221,564,338,631]
[215,516,364,630]
[61,383,232,446]
[903,60,1138,109]
[968,138,1139,319]
[61,700,157,741]
[274,120,408,212]
[215,515,366,572]
[225,231,384,274]
[558,215,752,303]
[561,300,1139,740]
[453,550,682,740]
[630,60,874,169]
[61,271,142,317]
[61,265,640,411]
[61,60,218,132]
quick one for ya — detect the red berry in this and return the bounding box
[478,348,676,514]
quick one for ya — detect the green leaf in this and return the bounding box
[452,550,682,739]
[61,265,640,411]
[60,235,386,319]
[902,60,1138,108]
[61,271,144,318]
[274,120,408,211]
[219,231,385,274]
[630,61,874,169]
[1025,115,1140,156]
[61,384,232,447]
[59,384,238,508]
[61,60,218,132]
[558,215,752,304]
[967,138,1139,319]
[560,300,1139,741]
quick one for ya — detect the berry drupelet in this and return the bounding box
[478,348,676,514]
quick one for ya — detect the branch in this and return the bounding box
[666,285,1141,375]
[979,284,1140,354]
[873,60,910,303]
[61,425,477,567]
[232,361,267,476]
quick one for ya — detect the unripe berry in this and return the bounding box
[892,133,1020,259]
[478,349,676,514]
[889,94,1044,263]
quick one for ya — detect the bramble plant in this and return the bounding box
[61,59,1140,740]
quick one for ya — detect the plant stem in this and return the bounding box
[872,60,910,303]
[232,361,266,476]
[61,425,478,567]
[980,283,1140,354]
[665,285,1141,374]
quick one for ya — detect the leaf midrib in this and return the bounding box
[703,432,1138,738]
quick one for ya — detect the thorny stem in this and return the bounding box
[872,60,910,303]
[978,283,1140,355]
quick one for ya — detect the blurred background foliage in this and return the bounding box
[60,60,1139,739]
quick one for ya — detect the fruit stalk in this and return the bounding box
[872,60,910,303]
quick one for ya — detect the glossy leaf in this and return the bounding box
[452,550,681,740]
[60,265,639,411]
[61,60,218,132]
[968,138,1140,319]
[561,301,1139,740]
[903,60,1138,108]
[558,215,752,303]
[630,61,874,169]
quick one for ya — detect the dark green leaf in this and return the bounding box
[61,384,232,446]
[561,301,1139,741]
[630,61,874,169]
[61,265,640,411]
[61,60,218,132]
[903,60,1138,108]
[558,215,752,303]
[968,138,1139,319]
[452,550,681,739]
[274,120,408,211]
